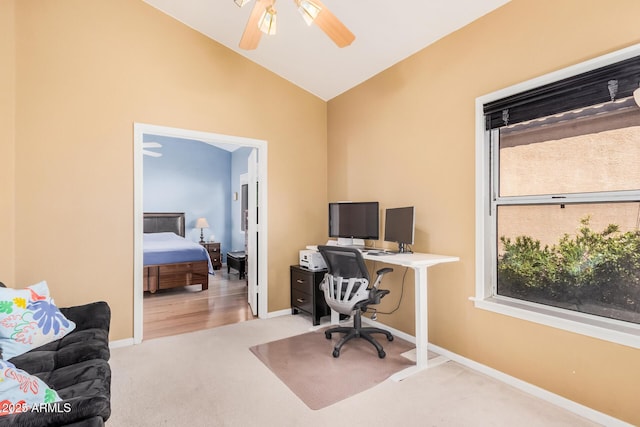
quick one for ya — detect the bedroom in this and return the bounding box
[1,0,639,424]
[142,133,256,338]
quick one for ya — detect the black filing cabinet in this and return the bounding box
[290,265,329,326]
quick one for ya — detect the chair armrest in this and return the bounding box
[375,267,393,276]
[372,267,394,289]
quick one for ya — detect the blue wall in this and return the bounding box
[143,134,236,260]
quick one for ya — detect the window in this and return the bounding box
[475,45,640,348]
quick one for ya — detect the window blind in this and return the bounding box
[484,55,640,130]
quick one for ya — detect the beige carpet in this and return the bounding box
[108,315,600,427]
[250,327,414,409]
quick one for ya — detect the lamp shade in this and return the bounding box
[258,6,277,35]
[195,217,210,229]
[297,0,321,26]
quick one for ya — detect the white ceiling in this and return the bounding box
[143,0,511,101]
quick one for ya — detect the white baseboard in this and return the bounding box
[109,338,134,349]
[267,308,291,318]
[362,316,628,426]
[361,316,416,344]
[428,343,631,427]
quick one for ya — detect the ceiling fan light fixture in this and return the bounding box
[234,0,251,7]
[258,6,277,35]
[634,85,640,107]
[297,0,321,26]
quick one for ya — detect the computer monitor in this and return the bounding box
[328,202,379,246]
[384,206,415,253]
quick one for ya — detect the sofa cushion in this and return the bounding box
[0,359,62,416]
[0,300,111,427]
[0,281,76,360]
[9,328,110,374]
[39,359,111,422]
[0,358,111,426]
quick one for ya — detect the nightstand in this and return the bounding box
[202,242,222,270]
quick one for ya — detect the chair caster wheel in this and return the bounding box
[332,349,340,358]
[387,335,394,342]
[378,350,386,359]
[325,332,332,339]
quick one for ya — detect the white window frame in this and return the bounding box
[474,43,640,349]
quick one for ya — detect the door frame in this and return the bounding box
[133,123,268,344]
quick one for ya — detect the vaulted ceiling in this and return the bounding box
[143,0,511,100]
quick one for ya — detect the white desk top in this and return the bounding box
[306,245,459,268]
[362,251,459,267]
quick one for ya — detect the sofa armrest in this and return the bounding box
[60,302,111,333]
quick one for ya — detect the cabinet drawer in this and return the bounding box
[158,262,203,274]
[291,269,314,294]
[291,288,313,314]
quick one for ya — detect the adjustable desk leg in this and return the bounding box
[414,265,428,368]
[391,265,429,381]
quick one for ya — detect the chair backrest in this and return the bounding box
[317,245,371,315]
[317,245,369,282]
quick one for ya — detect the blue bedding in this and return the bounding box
[143,232,214,275]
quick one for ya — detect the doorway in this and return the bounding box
[133,123,268,344]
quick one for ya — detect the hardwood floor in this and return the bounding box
[143,268,257,340]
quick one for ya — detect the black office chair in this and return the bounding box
[317,245,394,358]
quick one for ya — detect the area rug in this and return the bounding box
[249,327,415,410]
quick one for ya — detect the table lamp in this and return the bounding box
[195,217,210,244]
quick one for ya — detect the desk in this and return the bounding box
[310,246,459,380]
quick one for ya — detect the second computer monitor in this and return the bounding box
[384,206,415,253]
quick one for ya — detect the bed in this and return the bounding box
[143,212,213,293]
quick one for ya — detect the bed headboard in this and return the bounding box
[144,212,186,237]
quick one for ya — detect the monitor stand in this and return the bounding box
[396,243,412,254]
[337,237,365,248]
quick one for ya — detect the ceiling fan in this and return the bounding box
[234,0,355,50]
[143,142,162,157]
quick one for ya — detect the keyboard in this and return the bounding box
[366,250,395,256]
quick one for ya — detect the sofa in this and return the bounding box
[0,282,111,427]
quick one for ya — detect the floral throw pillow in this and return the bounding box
[0,359,62,416]
[0,281,76,360]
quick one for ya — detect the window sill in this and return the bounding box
[471,296,640,349]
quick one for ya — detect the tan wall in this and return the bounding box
[327,0,640,424]
[6,0,640,423]
[11,0,327,341]
[0,0,16,287]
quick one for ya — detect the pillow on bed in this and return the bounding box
[0,359,61,416]
[0,281,76,360]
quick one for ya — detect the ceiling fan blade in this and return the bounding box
[311,0,355,48]
[143,150,162,158]
[239,0,272,50]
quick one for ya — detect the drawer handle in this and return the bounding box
[296,279,305,284]
[296,298,305,303]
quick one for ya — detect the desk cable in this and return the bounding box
[366,265,408,319]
